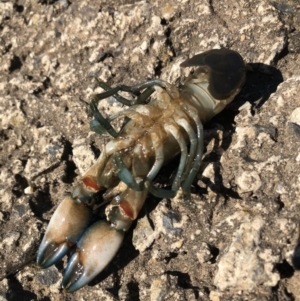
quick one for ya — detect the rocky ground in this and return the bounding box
[1,0,300,300]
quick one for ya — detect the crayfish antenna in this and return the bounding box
[37,195,92,268]
[62,221,124,292]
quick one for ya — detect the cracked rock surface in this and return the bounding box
[1,0,300,300]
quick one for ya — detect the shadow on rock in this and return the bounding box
[292,241,300,270]
[197,63,283,199]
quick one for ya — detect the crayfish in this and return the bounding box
[37,48,246,292]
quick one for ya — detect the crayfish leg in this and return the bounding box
[181,104,204,199]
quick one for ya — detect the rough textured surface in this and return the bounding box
[1,0,300,300]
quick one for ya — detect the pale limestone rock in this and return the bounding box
[236,170,262,193]
[214,215,280,291]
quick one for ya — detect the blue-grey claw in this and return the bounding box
[37,195,92,268]
[62,221,124,292]
[37,240,70,268]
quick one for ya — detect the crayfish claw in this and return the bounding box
[62,221,124,292]
[37,240,70,268]
[37,195,92,268]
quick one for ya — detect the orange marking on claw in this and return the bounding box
[82,176,100,191]
[120,202,134,219]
